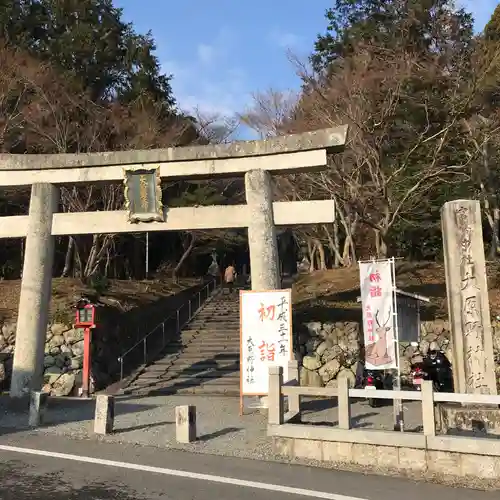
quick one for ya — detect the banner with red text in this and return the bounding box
[359,260,397,370]
[240,289,293,395]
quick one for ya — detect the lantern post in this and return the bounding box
[74,299,96,398]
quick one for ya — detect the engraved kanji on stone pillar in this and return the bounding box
[441,200,497,394]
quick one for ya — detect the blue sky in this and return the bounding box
[114,0,499,127]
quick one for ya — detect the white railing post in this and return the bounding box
[287,360,300,416]
[421,380,436,436]
[338,376,351,430]
[268,366,284,425]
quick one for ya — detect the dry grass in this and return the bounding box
[0,277,201,324]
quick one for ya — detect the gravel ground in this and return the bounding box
[299,397,423,431]
[0,394,424,460]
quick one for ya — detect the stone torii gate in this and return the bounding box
[0,126,348,398]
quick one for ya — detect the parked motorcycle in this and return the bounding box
[410,349,453,392]
[363,369,386,407]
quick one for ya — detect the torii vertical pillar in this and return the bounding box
[245,169,280,291]
[10,183,58,398]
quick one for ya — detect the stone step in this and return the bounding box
[200,311,238,314]
[132,374,240,387]
[188,320,240,325]
[164,370,239,380]
[168,361,239,371]
[129,374,239,391]
[136,369,239,384]
[194,318,239,323]
[143,360,238,373]
[179,331,239,338]
[196,308,239,313]
[153,355,240,366]
[162,345,239,354]
[123,384,240,397]
[154,351,239,362]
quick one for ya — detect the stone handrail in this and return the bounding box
[269,362,500,437]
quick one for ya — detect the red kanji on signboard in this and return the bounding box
[267,343,276,362]
[369,271,381,283]
[258,341,266,361]
[369,286,382,298]
[258,302,276,321]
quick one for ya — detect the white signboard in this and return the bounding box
[240,289,293,395]
[359,260,397,370]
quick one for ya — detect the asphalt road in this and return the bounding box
[0,432,497,500]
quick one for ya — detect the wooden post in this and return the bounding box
[338,376,351,430]
[268,366,284,425]
[421,380,436,436]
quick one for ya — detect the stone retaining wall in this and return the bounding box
[271,432,500,484]
[0,321,84,396]
[296,319,500,388]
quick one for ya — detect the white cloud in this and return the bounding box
[159,28,252,120]
[176,69,249,118]
[197,43,217,66]
[269,29,303,49]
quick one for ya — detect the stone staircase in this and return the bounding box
[121,290,240,396]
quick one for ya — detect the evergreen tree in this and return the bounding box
[0,0,175,112]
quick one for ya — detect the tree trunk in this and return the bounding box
[333,218,340,267]
[489,208,500,260]
[323,224,342,267]
[73,238,83,278]
[337,209,357,267]
[375,229,388,259]
[61,236,74,277]
[314,239,327,270]
[307,238,316,273]
[172,233,196,282]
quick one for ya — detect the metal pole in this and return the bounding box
[176,309,180,331]
[162,322,165,347]
[119,358,123,381]
[391,257,404,432]
[188,300,192,319]
[145,232,149,278]
[143,338,147,365]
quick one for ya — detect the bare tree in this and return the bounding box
[238,88,299,139]
[289,45,478,258]
[190,107,240,144]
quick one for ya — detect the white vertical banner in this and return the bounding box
[359,259,397,370]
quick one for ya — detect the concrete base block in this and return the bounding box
[175,405,196,443]
[28,391,48,427]
[94,395,114,435]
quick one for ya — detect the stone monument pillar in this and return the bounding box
[245,169,280,291]
[10,183,58,398]
[441,199,497,394]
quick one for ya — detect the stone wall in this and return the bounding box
[0,321,85,396]
[296,319,500,387]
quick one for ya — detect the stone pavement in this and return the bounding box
[0,394,423,460]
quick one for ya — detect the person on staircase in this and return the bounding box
[224,263,236,294]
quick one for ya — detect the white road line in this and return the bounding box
[0,443,367,500]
